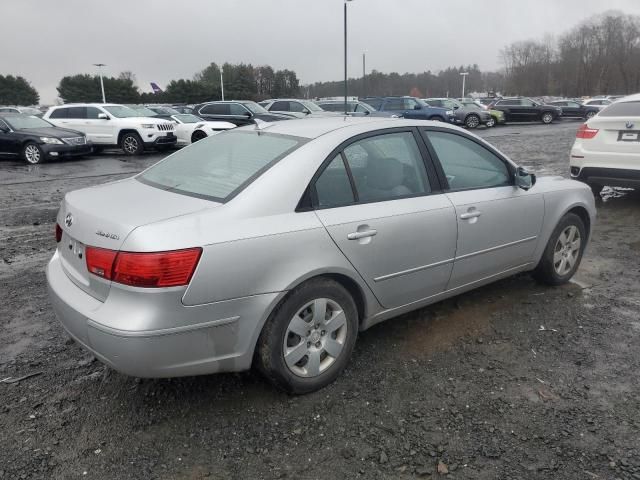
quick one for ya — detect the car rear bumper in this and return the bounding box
[570,166,640,187]
[42,143,93,158]
[46,250,283,378]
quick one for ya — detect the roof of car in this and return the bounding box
[237,116,443,139]
[51,103,123,108]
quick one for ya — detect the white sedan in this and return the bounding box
[170,114,235,145]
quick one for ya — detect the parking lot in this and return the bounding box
[1,120,639,479]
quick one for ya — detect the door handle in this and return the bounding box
[460,210,482,219]
[347,229,377,240]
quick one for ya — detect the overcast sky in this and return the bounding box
[4,0,640,103]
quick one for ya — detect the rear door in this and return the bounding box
[0,119,19,155]
[312,129,457,309]
[422,128,544,289]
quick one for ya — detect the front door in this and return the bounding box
[423,129,544,289]
[312,129,457,309]
[0,119,19,156]
[83,106,114,144]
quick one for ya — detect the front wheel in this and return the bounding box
[541,112,554,124]
[465,114,481,129]
[121,132,144,155]
[255,278,358,394]
[585,111,596,120]
[23,142,45,164]
[428,116,444,122]
[532,213,586,286]
[485,117,496,128]
[191,130,208,143]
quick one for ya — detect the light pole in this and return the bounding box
[220,66,225,101]
[460,72,469,99]
[93,63,106,103]
[362,52,366,98]
[344,0,353,114]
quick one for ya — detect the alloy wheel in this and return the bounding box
[553,225,581,276]
[123,136,139,154]
[542,113,553,124]
[283,298,348,378]
[24,145,41,164]
[466,115,480,128]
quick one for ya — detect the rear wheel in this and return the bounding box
[532,213,586,285]
[191,130,208,143]
[428,116,444,122]
[255,278,358,394]
[23,142,45,164]
[541,112,554,124]
[485,117,496,128]
[121,132,144,155]
[465,114,481,129]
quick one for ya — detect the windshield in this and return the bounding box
[301,100,323,112]
[20,107,42,116]
[599,101,640,117]
[138,131,305,202]
[151,106,180,115]
[241,102,268,114]
[103,105,141,118]
[173,114,203,124]
[129,106,158,117]
[5,115,53,130]
[462,102,482,110]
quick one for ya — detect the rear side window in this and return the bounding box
[426,131,511,190]
[270,101,289,111]
[138,131,305,202]
[599,101,640,117]
[314,155,355,208]
[49,108,68,119]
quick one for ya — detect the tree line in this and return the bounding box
[0,75,39,105]
[54,62,300,104]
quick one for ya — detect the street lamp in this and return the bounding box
[93,63,106,103]
[220,66,225,101]
[344,0,354,114]
[362,52,366,98]
[460,71,469,99]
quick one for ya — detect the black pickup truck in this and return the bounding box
[488,97,562,124]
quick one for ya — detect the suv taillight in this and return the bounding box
[55,223,62,243]
[576,124,599,139]
[85,247,202,287]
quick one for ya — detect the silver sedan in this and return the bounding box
[46,117,596,393]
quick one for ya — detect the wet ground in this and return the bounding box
[1,121,639,479]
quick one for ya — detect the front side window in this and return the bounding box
[426,131,511,190]
[289,102,306,113]
[384,99,405,111]
[343,132,430,202]
[138,131,305,202]
[362,98,383,110]
[520,99,535,107]
[270,101,290,111]
[229,103,250,116]
[201,104,229,115]
[86,106,103,119]
[102,106,139,118]
[403,98,420,110]
[314,155,355,208]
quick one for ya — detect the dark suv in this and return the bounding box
[548,100,599,120]
[360,96,455,123]
[192,101,291,126]
[489,97,562,124]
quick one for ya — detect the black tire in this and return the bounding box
[485,117,496,128]
[541,112,554,124]
[428,116,444,122]
[255,278,358,394]
[22,142,45,164]
[191,130,208,143]
[532,213,586,286]
[585,111,596,120]
[120,132,144,156]
[465,114,481,129]
[588,183,603,198]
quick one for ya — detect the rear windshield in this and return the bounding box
[599,101,640,117]
[137,130,305,202]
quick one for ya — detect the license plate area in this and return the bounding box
[61,234,87,273]
[618,130,640,142]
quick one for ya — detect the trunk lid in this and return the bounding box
[584,116,640,153]
[57,178,218,301]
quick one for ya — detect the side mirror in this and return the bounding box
[98,113,109,120]
[515,166,536,190]
[453,105,460,110]
[244,112,252,118]
[302,108,310,115]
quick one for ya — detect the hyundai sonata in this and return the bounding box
[47,117,596,393]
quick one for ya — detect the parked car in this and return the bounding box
[192,101,291,126]
[360,96,455,122]
[0,113,92,164]
[489,97,562,124]
[260,99,337,118]
[582,98,612,109]
[44,104,176,155]
[0,106,43,117]
[570,94,640,196]
[47,116,595,394]
[424,98,493,128]
[548,100,599,120]
[315,100,396,117]
[477,97,501,107]
[458,99,506,126]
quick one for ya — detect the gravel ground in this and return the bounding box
[1,121,639,480]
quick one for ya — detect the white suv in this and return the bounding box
[43,104,176,155]
[570,94,640,196]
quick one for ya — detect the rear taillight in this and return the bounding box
[55,223,62,243]
[86,247,118,280]
[576,123,599,139]
[85,247,202,288]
